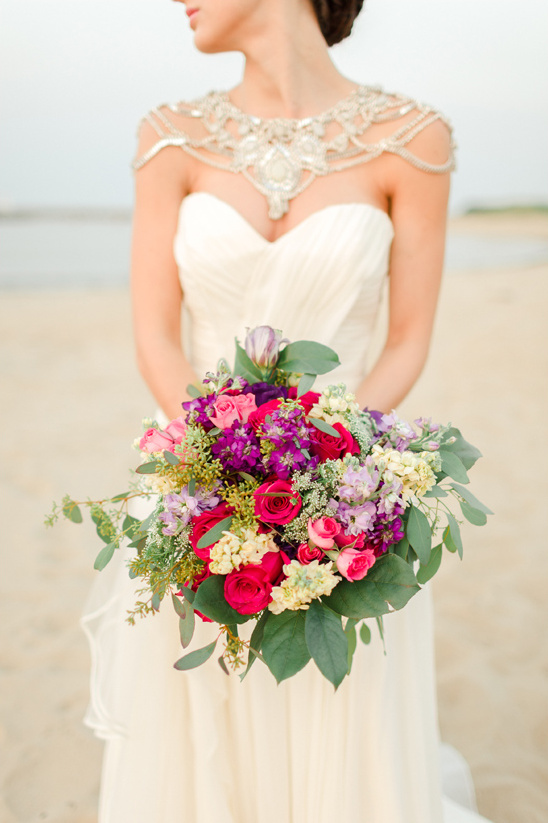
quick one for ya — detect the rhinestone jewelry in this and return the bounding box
[134,86,455,220]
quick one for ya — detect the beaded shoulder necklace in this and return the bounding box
[134,85,455,220]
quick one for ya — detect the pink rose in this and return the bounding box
[256,550,284,584]
[334,531,365,549]
[254,479,302,525]
[190,502,234,561]
[139,427,174,453]
[209,396,241,429]
[296,542,325,564]
[164,416,187,444]
[224,565,273,615]
[336,547,376,581]
[296,390,321,415]
[307,516,341,549]
[232,393,258,424]
[309,422,360,463]
[247,398,282,432]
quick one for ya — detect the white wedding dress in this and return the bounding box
[82,191,493,823]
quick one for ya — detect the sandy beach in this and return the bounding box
[1,211,547,823]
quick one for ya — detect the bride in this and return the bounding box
[82,0,494,821]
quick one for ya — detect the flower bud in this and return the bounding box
[244,326,287,369]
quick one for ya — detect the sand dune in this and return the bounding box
[0,212,546,822]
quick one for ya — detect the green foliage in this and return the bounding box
[308,416,340,437]
[297,373,316,397]
[62,497,83,523]
[276,340,340,375]
[450,483,493,515]
[233,338,264,383]
[90,505,117,545]
[360,623,372,645]
[392,536,409,561]
[416,543,443,584]
[196,516,234,550]
[442,428,482,470]
[406,506,432,564]
[192,575,251,625]
[163,450,181,466]
[344,620,358,674]
[135,460,160,475]
[172,593,195,648]
[261,610,310,683]
[423,485,448,499]
[241,610,269,680]
[94,542,116,571]
[439,449,469,483]
[460,500,488,526]
[305,600,348,688]
[174,640,217,671]
[186,383,204,399]
[323,554,420,619]
[444,512,463,558]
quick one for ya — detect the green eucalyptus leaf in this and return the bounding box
[443,525,457,553]
[172,593,195,648]
[423,485,448,499]
[392,536,409,560]
[62,499,83,524]
[416,543,443,584]
[460,500,488,526]
[196,516,234,550]
[218,655,230,675]
[179,585,196,604]
[233,338,264,382]
[163,450,181,466]
[186,383,203,399]
[261,610,310,683]
[308,416,340,437]
[122,514,140,537]
[446,512,463,559]
[323,554,420,619]
[360,623,372,645]
[305,600,348,689]
[346,625,357,674]
[135,461,159,475]
[450,483,493,515]
[439,450,469,483]
[151,592,161,611]
[442,428,482,470]
[297,373,316,397]
[187,477,196,497]
[91,509,116,544]
[110,491,131,502]
[94,542,116,571]
[174,640,217,671]
[276,341,340,375]
[241,610,270,680]
[192,574,250,624]
[406,506,432,565]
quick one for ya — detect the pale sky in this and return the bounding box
[1,0,547,214]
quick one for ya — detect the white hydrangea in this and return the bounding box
[371,444,437,504]
[209,528,278,575]
[268,559,340,614]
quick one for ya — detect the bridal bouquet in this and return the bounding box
[49,327,491,687]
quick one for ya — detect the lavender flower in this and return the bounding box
[181,395,218,428]
[244,326,288,369]
[334,500,377,536]
[158,484,221,536]
[368,514,405,556]
[338,460,380,503]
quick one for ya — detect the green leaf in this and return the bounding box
[218,655,230,675]
[376,616,386,655]
[233,338,264,382]
[450,483,493,515]
[323,554,420,619]
[261,610,310,683]
[122,514,140,538]
[196,516,234,550]
[423,485,448,499]
[392,536,409,560]
[238,471,256,484]
[305,600,348,689]
[276,340,340,375]
[439,449,469,483]
[443,525,458,553]
[163,450,181,466]
[297,373,316,397]
[94,542,116,571]
[308,416,340,437]
[192,574,250,624]
[345,624,357,674]
[442,427,482,470]
[135,461,159,475]
[416,543,443,584]
[62,499,83,523]
[172,593,195,648]
[360,623,372,645]
[406,506,432,564]
[187,476,196,497]
[110,491,131,502]
[151,591,161,611]
[241,610,269,680]
[186,383,203,399]
[127,536,147,551]
[460,500,488,526]
[446,512,463,559]
[179,585,196,604]
[91,508,116,544]
[174,640,217,671]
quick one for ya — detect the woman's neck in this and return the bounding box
[229,9,357,119]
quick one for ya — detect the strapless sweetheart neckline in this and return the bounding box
[180,191,393,246]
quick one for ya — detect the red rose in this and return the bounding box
[224,565,272,615]
[257,550,283,583]
[297,391,321,415]
[334,531,365,549]
[296,542,324,564]
[254,479,302,525]
[309,422,360,462]
[248,399,282,432]
[190,502,233,561]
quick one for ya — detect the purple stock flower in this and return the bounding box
[243,382,288,406]
[338,460,380,503]
[211,421,263,474]
[335,500,377,536]
[159,484,221,536]
[181,395,218,429]
[368,514,405,556]
[261,405,317,479]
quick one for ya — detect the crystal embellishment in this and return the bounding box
[134,86,456,220]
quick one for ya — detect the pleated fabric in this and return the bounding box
[82,193,493,823]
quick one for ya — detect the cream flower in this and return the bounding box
[209,528,278,575]
[371,445,436,505]
[268,559,340,614]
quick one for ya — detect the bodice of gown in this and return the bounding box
[174,192,394,390]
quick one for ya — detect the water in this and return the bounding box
[1,215,547,290]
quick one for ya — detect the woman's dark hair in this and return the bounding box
[310,0,365,46]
